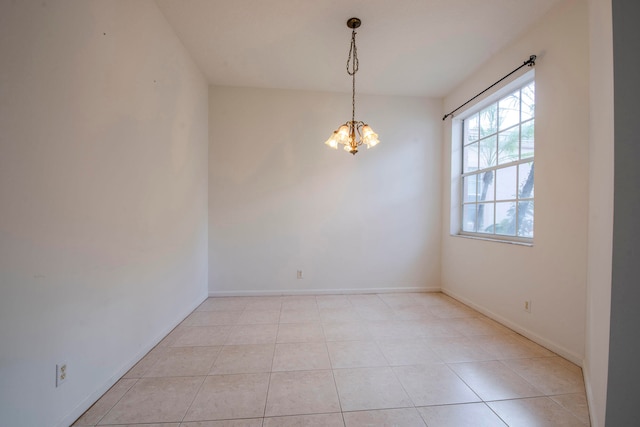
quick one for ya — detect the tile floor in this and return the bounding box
[73,292,590,426]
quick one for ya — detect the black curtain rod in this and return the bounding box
[442,54,537,121]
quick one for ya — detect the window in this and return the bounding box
[460,80,535,241]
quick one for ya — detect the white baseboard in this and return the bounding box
[208,286,441,297]
[582,365,599,427]
[56,293,207,427]
[442,288,584,366]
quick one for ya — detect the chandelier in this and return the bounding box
[324,17,380,155]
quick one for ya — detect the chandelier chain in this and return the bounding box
[347,29,359,125]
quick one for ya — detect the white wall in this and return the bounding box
[209,87,441,295]
[441,0,589,364]
[0,2,209,426]
[585,0,613,424]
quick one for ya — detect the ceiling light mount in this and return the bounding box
[346,17,361,29]
[324,17,379,155]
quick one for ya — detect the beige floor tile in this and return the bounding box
[276,323,325,343]
[488,396,587,426]
[343,408,426,426]
[320,307,362,322]
[98,424,179,427]
[367,321,425,340]
[412,319,463,338]
[244,297,283,310]
[348,294,385,306]
[323,322,372,341]
[279,309,320,323]
[448,317,515,336]
[183,373,270,421]
[417,402,507,427]
[502,357,586,395]
[354,306,397,321]
[376,339,442,366]
[197,297,250,312]
[171,326,232,347]
[263,413,345,427]
[183,310,243,326]
[391,306,441,321]
[181,420,262,427]
[281,296,319,310]
[272,342,331,371]
[378,293,427,309]
[143,346,220,377]
[449,360,544,400]
[472,334,555,360]
[225,324,278,345]
[156,325,189,348]
[512,334,557,357]
[428,336,498,363]
[429,303,478,319]
[210,344,275,375]
[73,379,137,426]
[180,418,262,427]
[551,393,591,425]
[102,423,180,427]
[316,295,353,309]
[98,376,203,424]
[478,317,519,335]
[237,309,280,325]
[333,367,413,411]
[393,364,480,406]
[122,347,166,378]
[265,370,341,417]
[416,293,455,307]
[553,356,584,376]
[327,341,388,368]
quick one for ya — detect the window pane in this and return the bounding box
[495,201,517,236]
[463,175,478,203]
[477,170,495,202]
[479,135,497,169]
[521,119,534,159]
[498,127,520,165]
[462,204,477,232]
[519,162,534,198]
[518,201,534,238]
[479,104,497,138]
[495,165,517,200]
[457,79,534,241]
[521,82,535,121]
[465,114,479,144]
[477,203,494,234]
[498,91,520,130]
[463,142,478,173]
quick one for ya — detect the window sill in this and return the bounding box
[452,233,533,247]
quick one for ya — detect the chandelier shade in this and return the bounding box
[324,18,379,155]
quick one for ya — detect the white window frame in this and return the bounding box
[450,70,535,245]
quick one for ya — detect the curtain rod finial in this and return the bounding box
[527,54,537,66]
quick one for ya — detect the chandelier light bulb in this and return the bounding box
[324,134,339,149]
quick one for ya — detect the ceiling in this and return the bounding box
[156,0,561,97]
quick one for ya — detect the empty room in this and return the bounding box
[1,0,638,426]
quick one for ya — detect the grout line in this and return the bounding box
[177,374,207,425]
[263,323,279,419]
[87,377,139,427]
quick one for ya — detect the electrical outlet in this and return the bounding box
[524,300,532,313]
[296,270,303,279]
[56,363,68,387]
